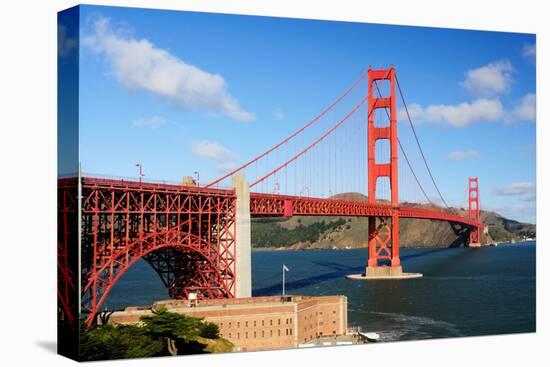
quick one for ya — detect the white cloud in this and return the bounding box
[399,99,504,128]
[460,60,514,97]
[448,150,479,161]
[523,43,536,61]
[192,140,238,161]
[506,93,536,123]
[216,161,239,174]
[192,140,239,173]
[490,203,535,224]
[275,109,285,120]
[494,181,536,202]
[58,24,77,58]
[84,17,255,122]
[399,93,535,128]
[132,115,168,129]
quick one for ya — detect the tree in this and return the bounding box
[199,322,220,339]
[140,307,205,356]
[79,323,164,361]
[79,308,232,361]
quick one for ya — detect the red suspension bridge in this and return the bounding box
[58,66,483,327]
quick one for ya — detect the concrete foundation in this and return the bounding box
[469,243,481,248]
[346,266,422,280]
[233,174,252,297]
[366,265,403,277]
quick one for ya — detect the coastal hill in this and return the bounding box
[251,192,536,250]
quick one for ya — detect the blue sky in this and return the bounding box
[74,5,536,223]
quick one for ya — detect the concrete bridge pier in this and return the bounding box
[233,174,252,298]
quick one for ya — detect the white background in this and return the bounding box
[0,0,547,366]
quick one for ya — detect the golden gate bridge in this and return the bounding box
[58,66,483,327]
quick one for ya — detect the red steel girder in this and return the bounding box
[57,178,79,328]
[367,66,400,268]
[249,193,479,227]
[468,177,482,245]
[79,177,237,327]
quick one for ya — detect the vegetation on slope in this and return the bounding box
[79,308,233,361]
[252,218,347,248]
[482,211,536,242]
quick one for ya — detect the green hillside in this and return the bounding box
[251,193,535,249]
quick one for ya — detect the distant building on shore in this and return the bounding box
[107,295,348,351]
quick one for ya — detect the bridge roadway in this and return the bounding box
[250,192,477,226]
[80,176,478,227]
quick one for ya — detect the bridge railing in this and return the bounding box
[82,172,182,186]
[79,173,235,195]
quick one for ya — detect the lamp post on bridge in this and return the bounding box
[135,163,144,183]
[193,171,200,186]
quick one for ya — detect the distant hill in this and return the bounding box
[251,193,535,250]
[480,211,536,242]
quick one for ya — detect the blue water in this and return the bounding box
[105,242,536,341]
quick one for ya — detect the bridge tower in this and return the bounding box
[468,177,482,246]
[366,66,403,276]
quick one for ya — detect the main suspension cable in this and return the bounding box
[206,68,369,188]
[395,74,449,208]
[372,80,433,205]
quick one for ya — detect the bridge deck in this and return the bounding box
[249,192,477,226]
[77,177,478,228]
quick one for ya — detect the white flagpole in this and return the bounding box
[282,264,286,296]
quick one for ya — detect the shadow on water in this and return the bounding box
[253,263,365,295]
[253,247,455,295]
[400,247,450,261]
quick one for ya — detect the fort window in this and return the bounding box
[262,330,265,337]
[262,320,265,326]
[237,332,240,339]
[270,319,273,326]
[237,322,240,328]
[245,321,248,327]
[246,332,248,339]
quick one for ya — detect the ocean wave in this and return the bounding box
[368,311,463,341]
[426,275,535,281]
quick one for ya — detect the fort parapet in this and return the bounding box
[107,295,348,351]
